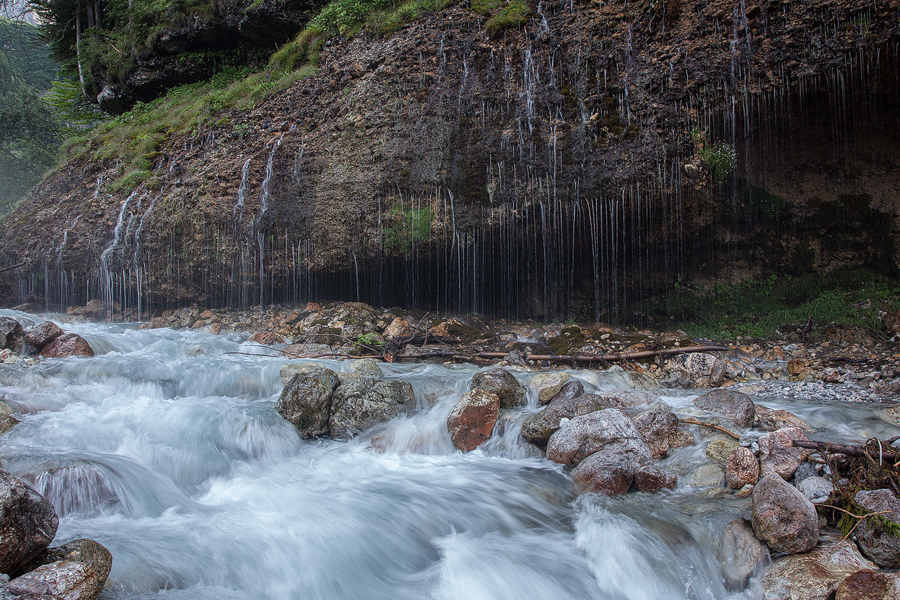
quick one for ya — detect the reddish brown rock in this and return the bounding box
[571,451,634,496]
[0,469,59,575]
[634,405,679,459]
[752,475,819,554]
[469,369,525,409]
[726,447,760,489]
[835,569,900,600]
[8,538,112,600]
[250,331,285,345]
[39,334,94,358]
[447,390,500,452]
[24,321,64,350]
[755,405,811,431]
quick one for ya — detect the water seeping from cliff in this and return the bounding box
[1,310,898,598]
[15,38,899,324]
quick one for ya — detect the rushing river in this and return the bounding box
[0,310,894,600]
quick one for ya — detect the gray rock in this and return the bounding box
[792,461,820,484]
[530,372,569,405]
[546,409,652,466]
[686,464,725,487]
[275,367,340,438]
[854,489,900,568]
[717,518,769,589]
[755,404,811,432]
[9,538,112,600]
[761,537,876,600]
[0,469,59,575]
[571,451,634,496]
[691,416,741,442]
[633,405,679,459]
[758,427,813,480]
[599,389,657,407]
[725,446,759,489]
[0,319,23,353]
[279,362,321,385]
[797,476,833,505]
[549,380,585,405]
[447,390,500,452]
[469,369,526,408]
[751,475,819,554]
[347,358,383,379]
[521,393,619,446]
[330,378,415,439]
[692,389,756,428]
[669,353,726,388]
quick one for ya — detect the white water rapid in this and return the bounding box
[1,310,893,599]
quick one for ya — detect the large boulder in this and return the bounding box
[7,538,112,599]
[330,378,415,439]
[23,322,64,351]
[447,390,500,452]
[692,389,756,428]
[530,372,569,405]
[571,451,634,496]
[39,334,94,359]
[758,427,813,480]
[0,318,24,353]
[717,518,769,589]
[725,446,760,489]
[0,469,59,575]
[275,367,340,438]
[469,369,525,409]
[853,489,900,568]
[761,538,876,600]
[546,409,652,466]
[633,404,681,459]
[751,475,819,554]
[520,393,618,446]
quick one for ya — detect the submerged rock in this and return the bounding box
[330,378,415,439]
[447,390,500,452]
[546,409,651,466]
[692,389,755,428]
[0,401,18,435]
[717,518,769,589]
[0,469,59,575]
[275,367,340,438]
[469,369,525,409]
[751,475,819,554]
[853,489,900,568]
[632,465,677,493]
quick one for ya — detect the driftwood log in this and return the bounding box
[474,346,731,363]
[792,439,899,462]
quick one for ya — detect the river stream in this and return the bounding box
[0,310,893,600]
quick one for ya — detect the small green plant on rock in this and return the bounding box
[692,127,735,185]
[383,205,434,252]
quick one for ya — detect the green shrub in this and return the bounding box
[383,204,434,252]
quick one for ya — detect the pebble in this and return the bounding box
[734,380,885,403]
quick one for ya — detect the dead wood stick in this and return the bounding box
[792,440,899,462]
[476,345,731,363]
[0,263,24,274]
[679,417,740,440]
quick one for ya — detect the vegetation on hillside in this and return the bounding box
[0,16,60,213]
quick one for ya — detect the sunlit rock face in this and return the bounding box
[3,0,899,322]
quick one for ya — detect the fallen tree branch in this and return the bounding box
[679,417,740,440]
[817,504,894,542]
[476,345,731,363]
[792,440,899,462]
[0,263,24,274]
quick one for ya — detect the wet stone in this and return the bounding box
[469,369,525,409]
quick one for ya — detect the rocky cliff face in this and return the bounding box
[2,0,899,322]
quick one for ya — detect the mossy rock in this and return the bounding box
[547,326,586,355]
